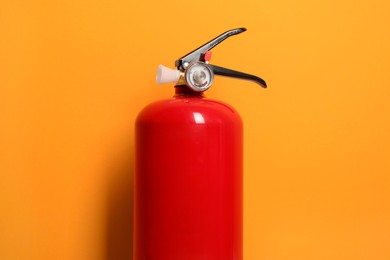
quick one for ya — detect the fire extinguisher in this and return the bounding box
[134,28,266,260]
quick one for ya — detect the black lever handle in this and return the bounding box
[210,65,267,88]
[175,28,246,71]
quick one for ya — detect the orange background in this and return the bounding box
[1,0,390,259]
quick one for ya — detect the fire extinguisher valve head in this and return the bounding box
[172,28,267,89]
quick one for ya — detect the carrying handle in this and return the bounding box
[210,65,267,88]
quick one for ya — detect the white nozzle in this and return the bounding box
[156,65,181,84]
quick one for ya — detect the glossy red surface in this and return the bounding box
[135,88,243,260]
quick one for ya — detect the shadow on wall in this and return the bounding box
[106,145,134,260]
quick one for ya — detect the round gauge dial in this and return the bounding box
[184,62,214,92]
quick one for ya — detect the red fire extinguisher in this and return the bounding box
[134,28,266,260]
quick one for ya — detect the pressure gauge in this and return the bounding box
[184,62,214,92]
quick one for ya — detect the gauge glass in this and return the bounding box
[185,62,214,92]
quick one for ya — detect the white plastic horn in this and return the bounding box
[156,65,181,84]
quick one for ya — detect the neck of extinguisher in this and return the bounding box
[174,85,204,98]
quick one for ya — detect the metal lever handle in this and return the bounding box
[175,28,246,71]
[210,65,267,88]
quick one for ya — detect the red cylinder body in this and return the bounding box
[134,87,243,260]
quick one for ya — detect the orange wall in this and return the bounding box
[1,0,390,259]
